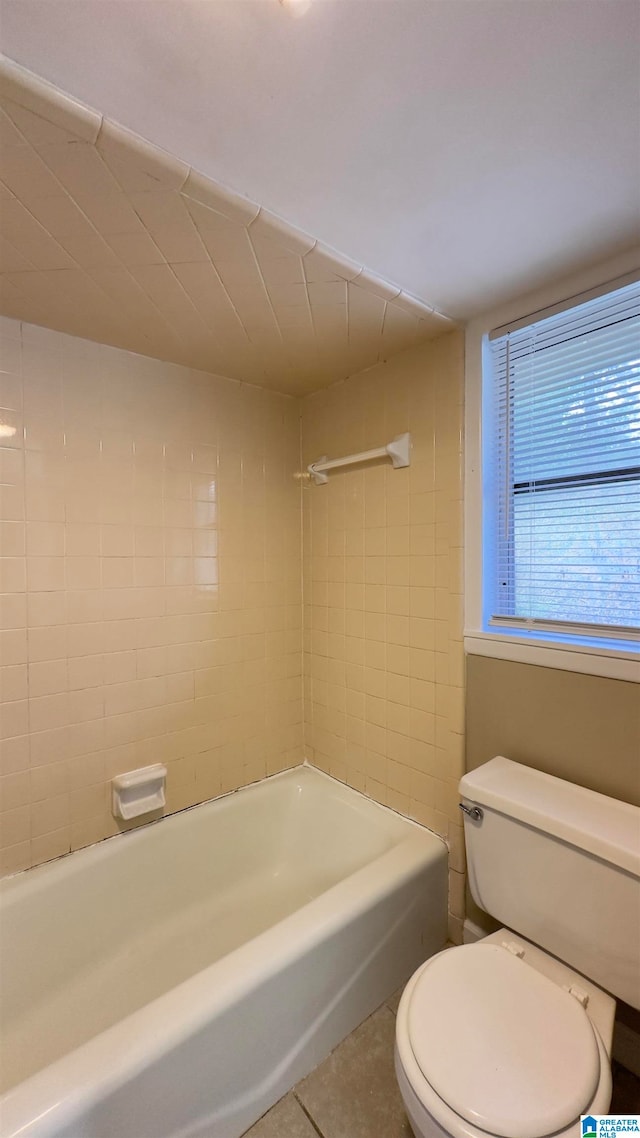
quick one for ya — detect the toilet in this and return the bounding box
[395,756,640,1138]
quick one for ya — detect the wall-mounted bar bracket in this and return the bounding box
[308,432,411,486]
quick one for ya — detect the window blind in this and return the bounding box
[488,277,640,639]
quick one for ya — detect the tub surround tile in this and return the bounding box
[0,839,31,876]
[302,331,465,932]
[0,317,303,870]
[0,314,465,942]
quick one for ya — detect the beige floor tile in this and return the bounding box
[385,985,405,1015]
[241,996,640,1137]
[242,1093,319,1138]
[295,1006,412,1138]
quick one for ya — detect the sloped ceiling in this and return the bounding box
[0,60,452,395]
[2,0,639,318]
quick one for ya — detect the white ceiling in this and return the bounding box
[1,0,638,321]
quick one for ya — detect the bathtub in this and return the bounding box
[0,763,447,1138]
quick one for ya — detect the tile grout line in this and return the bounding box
[293,1091,328,1138]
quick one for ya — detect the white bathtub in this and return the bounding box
[0,764,447,1138]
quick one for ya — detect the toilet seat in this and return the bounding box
[396,945,613,1138]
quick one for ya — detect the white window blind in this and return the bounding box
[487,278,640,641]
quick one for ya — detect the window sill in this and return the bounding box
[464,630,640,683]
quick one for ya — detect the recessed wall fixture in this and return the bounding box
[0,423,16,439]
[279,0,313,16]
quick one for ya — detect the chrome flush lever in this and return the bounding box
[459,803,483,822]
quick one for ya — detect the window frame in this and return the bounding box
[464,254,640,683]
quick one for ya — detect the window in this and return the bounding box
[484,277,640,652]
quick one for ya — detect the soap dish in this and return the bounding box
[112,763,167,820]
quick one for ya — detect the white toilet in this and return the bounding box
[395,756,640,1138]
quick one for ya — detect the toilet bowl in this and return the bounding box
[395,932,615,1138]
[394,758,640,1138]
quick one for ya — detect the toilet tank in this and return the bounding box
[459,757,640,1010]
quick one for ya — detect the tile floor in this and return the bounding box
[242,991,640,1138]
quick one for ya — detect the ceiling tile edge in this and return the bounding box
[0,52,456,327]
[97,119,190,193]
[181,167,259,225]
[0,53,102,142]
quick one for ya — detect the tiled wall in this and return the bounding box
[0,77,451,395]
[0,315,465,938]
[301,332,466,941]
[0,316,303,876]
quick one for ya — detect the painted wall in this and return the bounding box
[302,331,466,941]
[463,253,640,938]
[466,655,640,804]
[0,316,302,875]
[464,655,640,936]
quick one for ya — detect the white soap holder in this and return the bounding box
[112,763,167,821]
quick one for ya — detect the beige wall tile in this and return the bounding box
[302,331,465,924]
[0,840,31,876]
[0,316,303,874]
[1,312,465,931]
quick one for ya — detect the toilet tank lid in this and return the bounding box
[459,757,640,878]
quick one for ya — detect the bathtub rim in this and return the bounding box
[0,764,447,1138]
[0,760,433,896]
